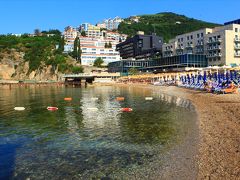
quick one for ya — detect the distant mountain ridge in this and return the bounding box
[118,12,221,42]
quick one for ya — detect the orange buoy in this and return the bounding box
[64,97,72,101]
[121,108,133,112]
[116,97,125,101]
[47,107,58,111]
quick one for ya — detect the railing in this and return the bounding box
[185,44,193,48]
[234,38,240,42]
[207,38,222,44]
[206,53,222,57]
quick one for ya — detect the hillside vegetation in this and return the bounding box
[0,32,83,80]
[118,12,220,42]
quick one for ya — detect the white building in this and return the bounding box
[63,26,79,46]
[162,24,240,66]
[102,31,128,42]
[80,36,121,66]
[97,17,123,30]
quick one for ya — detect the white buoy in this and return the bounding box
[87,107,98,111]
[91,98,99,101]
[14,107,25,111]
[145,97,153,101]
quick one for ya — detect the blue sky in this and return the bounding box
[1,0,240,34]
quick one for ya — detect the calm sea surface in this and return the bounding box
[0,85,196,179]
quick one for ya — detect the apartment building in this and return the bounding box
[162,24,240,66]
[80,36,121,66]
[63,26,79,45]
[205,24,240,66]
[162,28,213,57]
[102,31,127,42]
[86,24,102,38]
[97,17,123,30]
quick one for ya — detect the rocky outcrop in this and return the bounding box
[0,49,73,81]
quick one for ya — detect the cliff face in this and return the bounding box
[0,49,71,81]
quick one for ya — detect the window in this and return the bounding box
[191,35,193,39]
[197,34,200,38]
[235,28,238,33]
[201,33,204,37]
[187,36,189,40]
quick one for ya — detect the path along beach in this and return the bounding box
[112,83,240,179]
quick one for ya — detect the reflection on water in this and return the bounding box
[0,85,196,179]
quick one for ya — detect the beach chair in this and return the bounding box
[221,83,238,94]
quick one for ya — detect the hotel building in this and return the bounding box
[116,33,163,60]
[205,24,240,66]
[80,36,121,66]
[162,23,240,66]
[97,17,123,30]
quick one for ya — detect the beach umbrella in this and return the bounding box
[230,71,233,80]
[221,72,225,81]
[226,71,229,83]
[203,71,207,83]
[192,75,195,84]
[187,74,190,84]
[197,74,201,84]
[234,71,237,79]
[208,72,212,80]
[214,72,217,81]
[218,73,222,84]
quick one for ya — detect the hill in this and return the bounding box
[118,12,221,42]
[0,33,83,81]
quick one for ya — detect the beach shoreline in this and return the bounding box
[113,83,239,179]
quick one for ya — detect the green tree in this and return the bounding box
[77,38,81,62]
[81,31,86,36]
[128,67,138,75]
[34,29,41,36]
[72,66,84,74]
[104,42,108,48]
[94,57,104,67]
[71,37,81,61]
[56,36,65,54]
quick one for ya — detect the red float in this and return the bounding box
[47,107,58,111]
[121,108,133,112]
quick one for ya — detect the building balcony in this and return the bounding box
[163,53,174,57]
[234,38,240,42]
[207,39,222,44]
[176,52,183,55]
[195,49,204,53]
[207,46,221,50]
[176,46,184,50]
[185,44,193,49]
[196,42,204,46]
[234,46,240,49]
[207,53,222,57]
[234,53,240,57]
[164,49,173,53]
